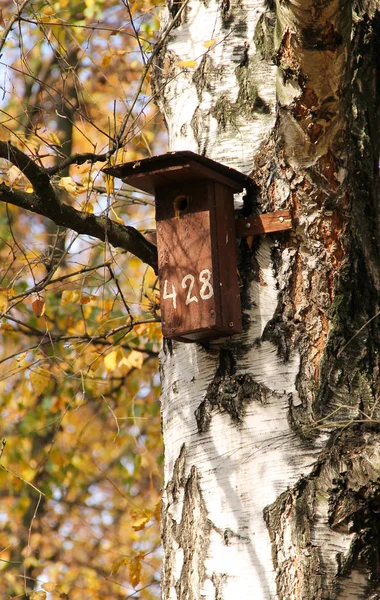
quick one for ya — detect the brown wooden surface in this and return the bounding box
[103,151,253,195]
[236,210,292,237]
[156,181,242,341]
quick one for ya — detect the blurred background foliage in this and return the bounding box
[0,0,166,598]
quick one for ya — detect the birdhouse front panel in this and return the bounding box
[156,180,242,341]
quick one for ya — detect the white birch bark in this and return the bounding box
[153,1,380,599]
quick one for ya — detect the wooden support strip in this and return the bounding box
[141,210,292,247]
[235,209,292,238]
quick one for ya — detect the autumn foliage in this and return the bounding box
[0,1,165,598]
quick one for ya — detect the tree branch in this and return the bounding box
[0,0,31,54]
[46,152,110,175]
[0,141,61,212]
[0,141,158,269]
[0,183,157,269]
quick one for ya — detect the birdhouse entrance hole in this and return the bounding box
[173,194,188,214]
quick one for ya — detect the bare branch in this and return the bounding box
[0,0,31,54]
[0,183,157,269]
[46,152,110,176]
[0,141,61,212]
[0,141,158,268]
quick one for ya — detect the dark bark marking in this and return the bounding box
[223,526,249,546]
[162,445,212,600]
[300,23,343,52]
[174,466,212,600]
[264,475,323,600]
[253,11,275,61]
[192,54,225,103]
[169,0,189,25]
[265,426,380,598]
[211,572,227,599]
[195,348,272,433]
[210,49,272,131]
[350,12,380,293]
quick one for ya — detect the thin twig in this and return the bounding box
[0,0,31,54]
[12,260,112,300]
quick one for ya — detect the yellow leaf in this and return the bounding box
[32,297,46,317]
[104,350,118,371]
[80,295,91,304]
[116,349,144,375]
[79,200,94,213]
[146,321,162,342]
[116,349,129,375]
[48,132,62,147]
[133,323,148,336]
[130,59,140,70]
[131,508,152,531]
[203,39,216,48]
[7,165,23,186]
[0,321,13,331]
[30,591,47,600]
[42,582,55,592]
[57,176,77,195]
[85,0,95,6]
[30,368,51,396]
[176,59,197,68]
[105,174,114,196]
[154,501,161,523]
[0,289,8,313]
[127,350,144,369]
[101,55,111,68]
[101,298,114,314]
[84,351,102,373]
[61,290,80,306]
[110,206,123,224]
[129,557,142,588]
[111,557,128,575]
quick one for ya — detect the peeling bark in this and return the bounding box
[162,445,212,600]
[155,2,380,599]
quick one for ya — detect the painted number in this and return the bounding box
[182,274,198,305]
[199,269,213,300]
[163,279,177,309]
[163,270,214,308]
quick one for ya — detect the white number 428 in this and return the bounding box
[163,269,214,309]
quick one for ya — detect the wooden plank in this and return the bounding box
[236,210,292,238]
[103,151,253,195]
[156,182,218,339]
[155,181,242,341]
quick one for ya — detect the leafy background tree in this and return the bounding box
[0,1,166,598]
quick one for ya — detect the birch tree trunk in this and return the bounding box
[153,1,380,598]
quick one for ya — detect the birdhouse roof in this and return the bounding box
[103,150,253,195]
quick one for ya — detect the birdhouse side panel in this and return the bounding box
[212,182,242,335]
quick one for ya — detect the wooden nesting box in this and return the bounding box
[105,151,253,342]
